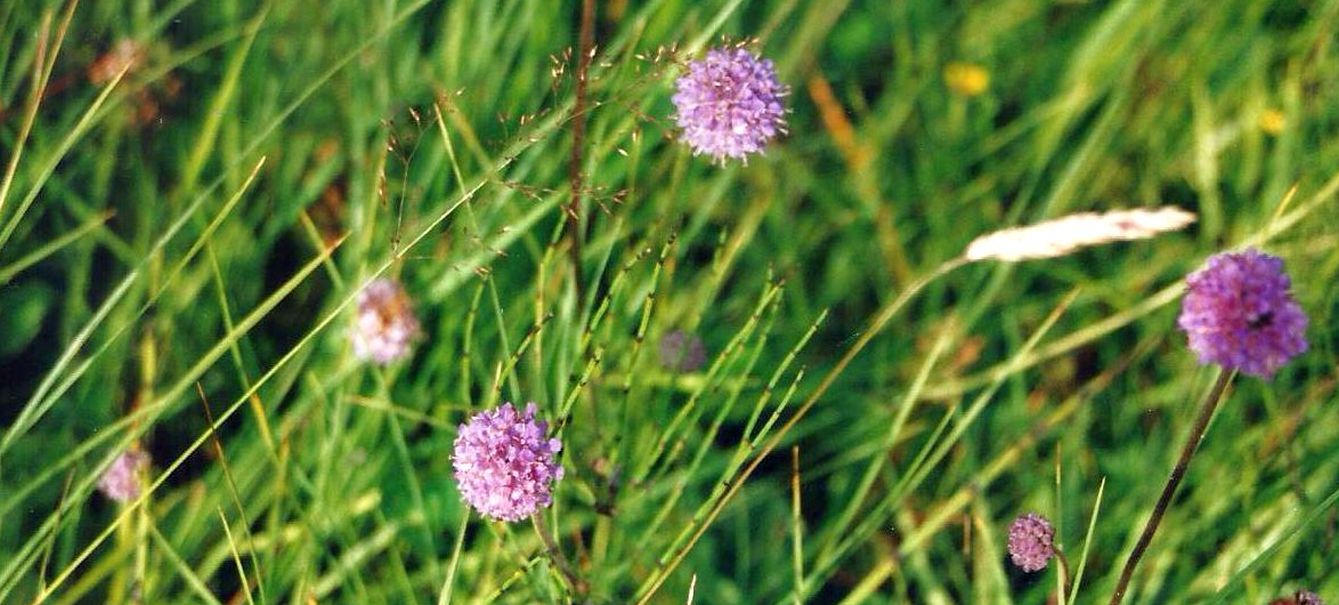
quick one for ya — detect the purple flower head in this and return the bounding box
[1295,591,1325,605]
[1177,249,1308,378]
[351,278,420,365]
[658,330,707,372]
[98,449,149,503]
[672,47,788,163]
[1007,513,1055,573]
[452,402,564,522]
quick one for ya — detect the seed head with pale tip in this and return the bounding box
[964,207,1196,263]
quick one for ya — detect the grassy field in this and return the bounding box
[2,0,1338,603]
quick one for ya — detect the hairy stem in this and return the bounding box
[1109,368,1234,604]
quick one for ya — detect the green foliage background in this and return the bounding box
[1,0,1337,603]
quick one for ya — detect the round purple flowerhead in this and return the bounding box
[452,402,564,522]
[98,449,149,504]
[1007,513,1055,573]
[1177,249,1308,378]
[672,46,788,163]
[659,330,707,372]
[351,278,420,365]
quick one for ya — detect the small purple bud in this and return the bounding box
[1007,513,1056,573]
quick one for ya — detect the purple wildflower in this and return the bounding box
[1007,513,1055,572]
[351,278,420,365]
[1177,249,1308,378]
[98,449,148,503]
[452,402,564,522]
[672,47,788,163]
[658,330,707,372]
[1295,591,1326,605]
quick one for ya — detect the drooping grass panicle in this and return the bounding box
[964,207,1196,263]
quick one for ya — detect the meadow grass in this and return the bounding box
[1,0,1338,603]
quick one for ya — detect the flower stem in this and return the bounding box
[1108,368,1235,604]
[1056,549,1072,603]
[531,514,587,596]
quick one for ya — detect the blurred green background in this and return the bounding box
[1,0,1337,603]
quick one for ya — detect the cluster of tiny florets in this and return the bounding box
[1294,591,1326,605]
[1275,591,1328,605]
[1007,513,1056,573]
[658,330,707,372]
[98,449,149,504]
[672,47,788,163]
[351,278,421,365]
[1177,249,1308,378]
[452,402,564,522]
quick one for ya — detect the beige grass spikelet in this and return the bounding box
[964,207,1196,262]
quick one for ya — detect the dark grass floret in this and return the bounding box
[97,449,149,504]
[1177,249,1308,378]
[1295,590,1327,605]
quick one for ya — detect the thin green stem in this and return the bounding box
[531,514,586,596]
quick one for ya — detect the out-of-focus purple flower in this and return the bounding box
[98,449,148,503]
[452,402,564,522]
[1294,590,1326,605]
[671,47,788,163]
[351,278,420,365]
[1177,249,1308,378]
[658,330,707,372]
[1007,513,1055,573]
